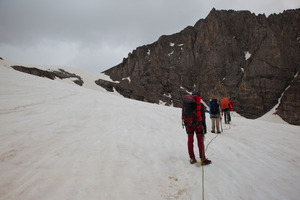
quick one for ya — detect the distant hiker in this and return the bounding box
[209,99,221,133]
[220,97,232,124]
[182,91,211,166]
[229,101,234,111]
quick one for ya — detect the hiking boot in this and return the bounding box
[200,159,211,166]
[217,131,221,134]
[190,158,197,164]
[211,130,215,133]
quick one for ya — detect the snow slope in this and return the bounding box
[1,61,300,200]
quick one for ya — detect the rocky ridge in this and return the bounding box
[11,65,84,86]
[96,8,300,125]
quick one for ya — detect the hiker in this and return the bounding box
[229,101,234,111]
[220,97,232,124]
[209,99,221,133]
[182,91,211,166]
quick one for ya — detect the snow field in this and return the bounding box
[1,62,300,200]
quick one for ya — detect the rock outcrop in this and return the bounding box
[12,65,84,86]
[276,73,300,125]
[96,8,300,125]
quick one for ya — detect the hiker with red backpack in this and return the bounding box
[220,97,232,124]
[182,91,211,165]
[209,99,221,133]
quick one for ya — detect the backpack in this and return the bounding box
[220,97,230,110]
[209,99,219,114]
[182,95,202,127]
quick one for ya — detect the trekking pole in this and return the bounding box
[220,118,223,132]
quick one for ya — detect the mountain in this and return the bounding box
[96,8,300,125]
[1,59,300,200]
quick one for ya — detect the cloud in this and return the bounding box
[0,0,299,72]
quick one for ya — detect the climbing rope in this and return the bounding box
[202,164,204,200]
[205,134,219,151]
[201,133,220,200]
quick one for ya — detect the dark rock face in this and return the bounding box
[11,65,84,86]
[276,74,300,125]
[95,79,155,102]
[12,65,56,80]
[98,8,300,125]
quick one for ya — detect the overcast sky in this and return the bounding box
[0,0,299,72]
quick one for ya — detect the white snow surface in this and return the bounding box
[1,60,300,200]
[122,77,131,83]
[168,51,174,56]
[245,51,251,60]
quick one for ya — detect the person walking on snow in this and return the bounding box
[220,97,232,124]
[209,99,221,133]
[182,91,211,165]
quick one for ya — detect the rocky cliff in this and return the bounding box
[96,8,300,125]
[12,65,84,86]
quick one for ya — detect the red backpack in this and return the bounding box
[220,97,230,110]
[182,95,202,127]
